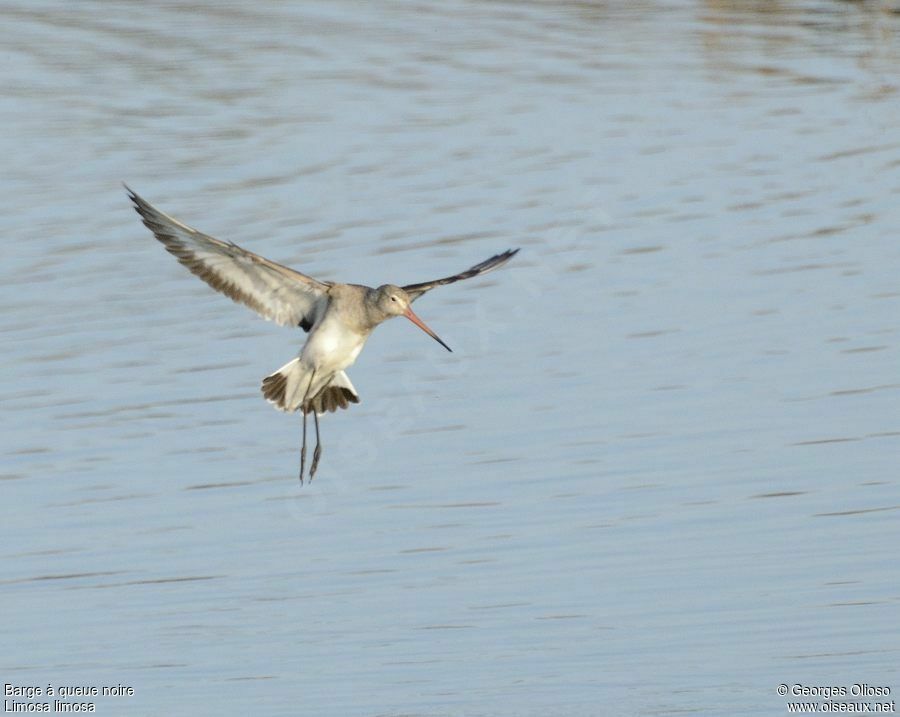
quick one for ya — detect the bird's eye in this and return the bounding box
[390,296,397,302]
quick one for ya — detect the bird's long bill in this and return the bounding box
[404,307,452,352]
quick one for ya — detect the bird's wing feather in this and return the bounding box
[127,185,330,330]
[402,248,519,302]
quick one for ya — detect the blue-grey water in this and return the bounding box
[2,1,899,715]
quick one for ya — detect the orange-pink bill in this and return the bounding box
[404,307,452,352]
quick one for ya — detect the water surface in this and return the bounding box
[2,1,899,715]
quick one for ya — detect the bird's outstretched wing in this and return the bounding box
[402,248,519,302]
[127,185,330,331]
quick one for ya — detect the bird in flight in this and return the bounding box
[126,186,519,482]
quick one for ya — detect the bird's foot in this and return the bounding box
[310,444,322,481]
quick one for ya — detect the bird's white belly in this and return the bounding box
[302,319,366,374]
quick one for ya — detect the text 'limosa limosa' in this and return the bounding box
[127,186,519,482]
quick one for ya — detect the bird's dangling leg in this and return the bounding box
[298,370,317,484]
[299,408,308,484]
[310,410,323,480]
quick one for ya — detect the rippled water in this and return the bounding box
[2,1,899,715]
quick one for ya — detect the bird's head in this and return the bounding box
[374,284,412,317]
[373,284,452,352]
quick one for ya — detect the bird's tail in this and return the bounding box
[261,359,359,414]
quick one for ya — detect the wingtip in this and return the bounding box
[494,248,520,264]
[123,182,141,207]
[493,247,520,267]
[124,185,155,222]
